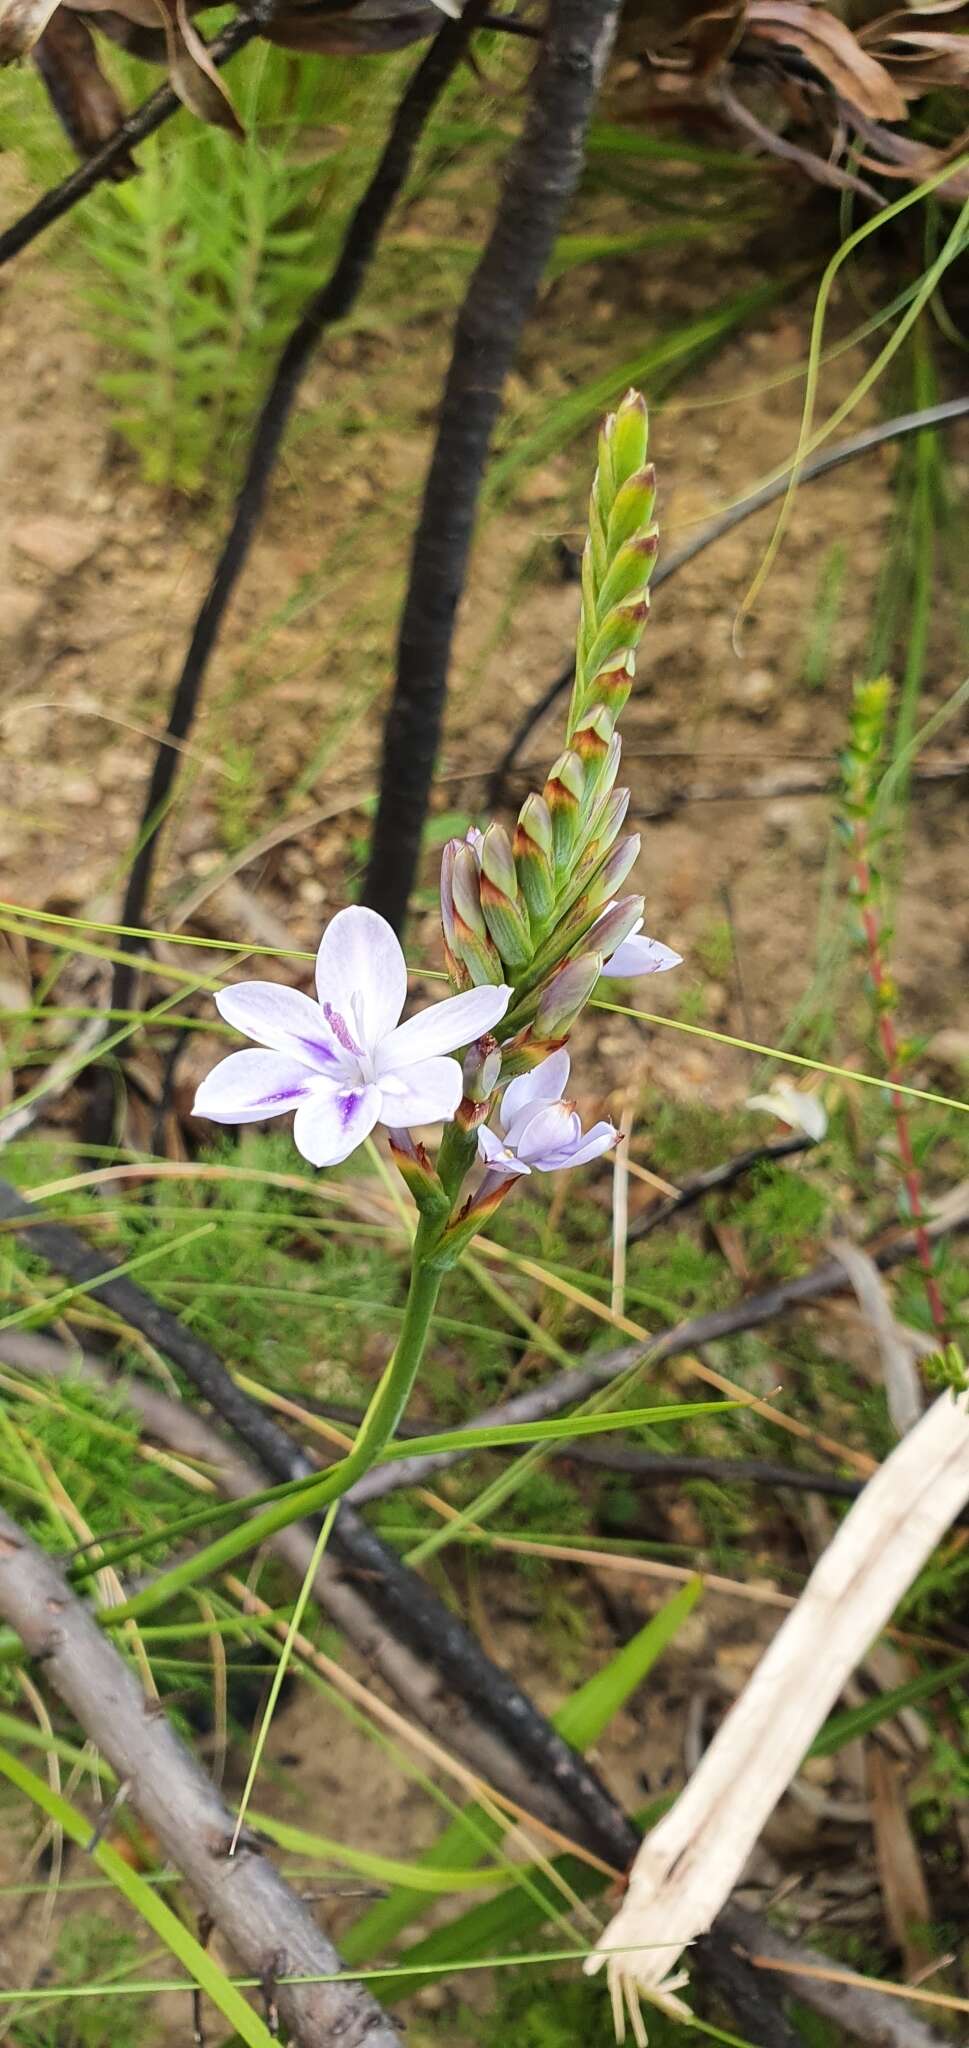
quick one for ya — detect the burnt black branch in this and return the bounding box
[91,3,488,1139]
[0,14,258,267]
[363,0,622,933]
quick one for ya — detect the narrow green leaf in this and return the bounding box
[254,1813,509,1894]
[380,1400,734,1461]
[344,1588,698,1964]
[381,1799,670,2002]
[809,1655,969,1758]
[556,1578,702,1749]
[0,1744,275,2048]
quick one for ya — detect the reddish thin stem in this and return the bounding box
[854,837,948,1344]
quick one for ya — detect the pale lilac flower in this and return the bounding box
[477,1050,617,1180]
[600,915,681,981]
[193,905,511,1169]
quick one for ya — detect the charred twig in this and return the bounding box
[363,0,622,933]
[94,1,489,1140]
[0,1507,402,2048]
[486,395,969,806]
[0,13,259,268]
[627,1134,812,1241]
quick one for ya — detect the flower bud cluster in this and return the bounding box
[440,390,664,1074]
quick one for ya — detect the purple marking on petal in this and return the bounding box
[339,1090,361,1129]
[258,1083,312,1106]
[296,1035,340,1068]
[323,1003,364,1058]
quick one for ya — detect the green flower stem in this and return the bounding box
[436,1120,481,1203]
[105,1237,444,1627]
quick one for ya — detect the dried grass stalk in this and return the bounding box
[585,1387,969,2043]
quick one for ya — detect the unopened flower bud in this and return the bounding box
[609,387,649,484]
[585,894,646,960]
[608,470,657,554]
[515,795,555,924]
[584,598,651,691]
[388,1130,451,1221]
[481,821,519,899]
[440,840,473,990]
[440,840,458,950]
[572,704,613,780]
[517,791,552,858]
[583,783,630,859]
[544,749,584,876]
[480,822,532,968]
[595,658,634,727]
[535,952,602,1039]
[448,842,504,986]
[462,1035,502,1104]
[583,831,641,910]
[452,842,488,936]
[599,531,659,616]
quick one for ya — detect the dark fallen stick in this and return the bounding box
[486,394,969,807]
[627,1133,813,1241]
[0,13,259,268]
[362,0,622,934]
[0,1506,402,2048]
[723,1905,949,2048]
[97,1,489,1116]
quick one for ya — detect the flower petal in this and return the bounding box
[215,981,348,1075]
[380,982,511,1069]
[746,1086,827,1142]
[602,934,682,979]
[293,1082,381,1168]
[500,1049,571,1140]
[192,1050,314,1125]
[377,1056,464,1128]
[514,1101,584,1167]
[477,1123,530,1178]
[314,906,407,1052]
[555,1120,618,1169]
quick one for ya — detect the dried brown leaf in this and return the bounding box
[868,1746,935,1980]
[849,105,969,194]
[260,0,444,58]
[685,1,747,76]
[0,0,62,63]
[146,0,242,133]
[33,10,132,167]
[747,1,909,119]
[829,1239,924,1436]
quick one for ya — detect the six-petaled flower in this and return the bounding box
[193,905,510,1168]
[477,1050,617,1179]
